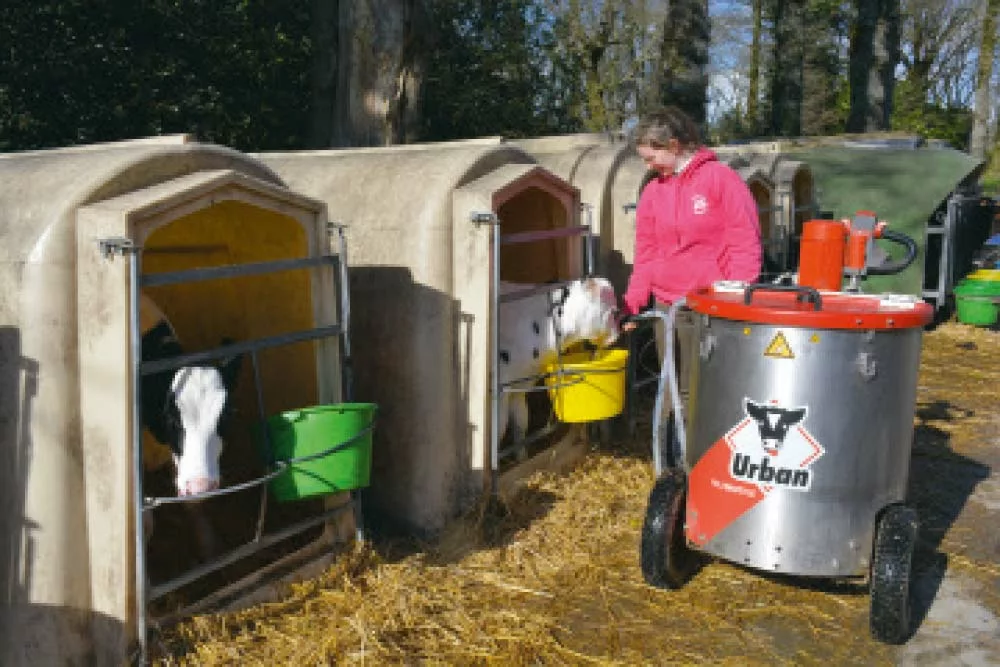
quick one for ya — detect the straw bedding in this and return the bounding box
[153,322,1000,666]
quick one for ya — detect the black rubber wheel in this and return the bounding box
[640,469,697,589]
[660,412,681,469]
[870,504,919,644]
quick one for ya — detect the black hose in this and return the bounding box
[868,228,918,275]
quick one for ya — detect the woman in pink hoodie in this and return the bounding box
[622,107,761,448]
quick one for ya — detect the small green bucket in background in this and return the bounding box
[263,403,376,502]
[954,280,1000,327]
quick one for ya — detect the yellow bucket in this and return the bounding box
[969,269,1000,281]
[544,348,629,423]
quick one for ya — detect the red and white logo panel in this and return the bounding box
[686,398,825,547]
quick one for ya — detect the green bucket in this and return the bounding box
[263,403,376,502]
[954,280,1000,326]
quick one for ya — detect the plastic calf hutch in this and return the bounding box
[0,136,355,665]
[514,134,636,298]
[259,142,591,537]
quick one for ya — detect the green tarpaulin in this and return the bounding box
[786,145,984,295]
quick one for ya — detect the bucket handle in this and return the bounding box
[743,283,823,311]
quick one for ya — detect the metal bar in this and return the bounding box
[624,326,637,437]
[497,280,574,304]
[333,225,354,402]
[500,225,590,246]
[148,504,351,601]
[140,325,342,375]
[498,421,560,461]
[284,424,374,466]
[631,307,688,477]
[151,534,334,627]
[250,350,269,542]
[490,222,502,498]
[129,248,148,666]
[330,224,363,543]
[582,203,595,275]
[145,463,288,507]
[140,254,339,288]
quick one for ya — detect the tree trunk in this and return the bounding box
[660,0,710,124]
[847,0,900,132]
[309,0,339,148]
[334,0,426,147]
[769,0,805,136]
[970,0,999,159]
[800,0,844,135]
[748,0,763,133]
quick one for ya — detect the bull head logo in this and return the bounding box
[745,399,807,456]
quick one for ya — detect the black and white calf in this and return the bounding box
[497,277,619,444]
[140,295,243,496]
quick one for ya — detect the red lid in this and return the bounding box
[686,282,933,330]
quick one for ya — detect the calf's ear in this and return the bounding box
[220,353,245,391]
[217,337,245,390]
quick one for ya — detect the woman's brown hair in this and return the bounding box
[633,106,702,150]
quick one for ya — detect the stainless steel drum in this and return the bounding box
[681,284,931,577]
[638,281,934,644]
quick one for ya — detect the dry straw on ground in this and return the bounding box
[154,323,1000,666]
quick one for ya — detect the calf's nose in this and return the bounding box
[182,477,219,496]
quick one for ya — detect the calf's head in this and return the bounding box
[555,277,620,348]
[159,355,243,496]
[745,399,806,454]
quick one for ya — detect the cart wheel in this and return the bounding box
[869,504,919,644]
[640,469,697,589]
[660,412,681,469]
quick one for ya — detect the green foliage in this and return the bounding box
[891,78,973,149]
[0,0,312,152]
[421,0,576,141]
[979,144,1000,195]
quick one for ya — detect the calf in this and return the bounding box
[497,277,619,446]
[745,399,806,455]
[140,294,243,496]
[140,295,243,559]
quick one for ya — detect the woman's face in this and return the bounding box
[636,142,681,175]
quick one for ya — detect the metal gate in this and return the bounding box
[99,223,359,664]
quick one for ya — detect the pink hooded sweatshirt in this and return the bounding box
[623,147,762,315]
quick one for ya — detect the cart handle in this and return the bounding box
[743,283,823,311]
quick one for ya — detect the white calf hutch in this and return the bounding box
[0,137,358,665]
[513,134,636,296]
[258,143,595,537]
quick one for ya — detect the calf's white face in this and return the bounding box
[555,277,620,348]
[171,367,229,496]
[497,276,621,444]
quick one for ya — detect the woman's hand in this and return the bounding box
[618,313,638,334]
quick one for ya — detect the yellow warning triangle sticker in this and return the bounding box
[764,332,795,359]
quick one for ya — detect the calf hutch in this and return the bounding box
[258,142,597,537]
[0,136,358,665]
[513,134,635,295]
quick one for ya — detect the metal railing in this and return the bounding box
[100,223,356,665]
[472,207,597,497]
